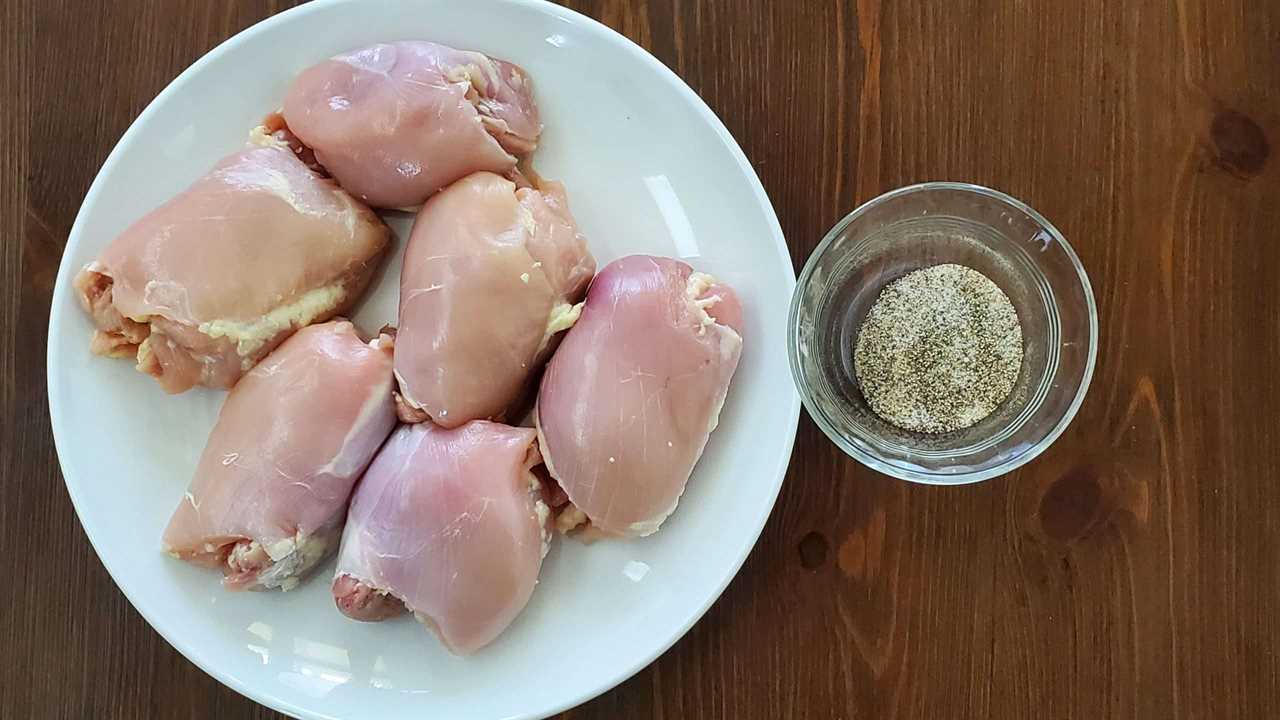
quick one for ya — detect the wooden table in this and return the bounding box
[5,0,1279,717]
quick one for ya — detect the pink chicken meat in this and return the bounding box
[74,143,390,394]
[395,171,595,428]
[163,321,397,591]
[282,40,541,209]
[536,255,744,537]
[332,421,550,655]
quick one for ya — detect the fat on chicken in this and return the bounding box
[74,141,390,394]
[536,255,744,538]
[282,40,540,209]
[332,421,550,655]
[394,171,595,428]
[162,320,397,591]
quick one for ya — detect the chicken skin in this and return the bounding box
[394,171,595,428]
[74,142,391,394]
[536,255,744,537]
[332,421,549,654]
[282,40,540,209]
[163,321,397,591]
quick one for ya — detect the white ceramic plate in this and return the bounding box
[47,1,798,718]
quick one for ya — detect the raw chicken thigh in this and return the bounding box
[74,142,390,394]
[282,40,541,209]
[395,171,595,428]
[536,255,744,537]
[163,320,397,591]
[332,421,550,655]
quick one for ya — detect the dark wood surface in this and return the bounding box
[4,0,1279,717]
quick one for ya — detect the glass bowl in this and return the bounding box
[788,182,1098,484]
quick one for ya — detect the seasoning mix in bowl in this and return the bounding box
[788,182,1097,485]
[854,263,1024,434]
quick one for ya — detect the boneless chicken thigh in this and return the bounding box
[395,171,595,427]
[332,421,549,655]
[163,321,397,591]
[282,41,540,209]
[74,142,390,394]
[536,255,744,537]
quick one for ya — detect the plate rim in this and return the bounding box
[46,1,800,717]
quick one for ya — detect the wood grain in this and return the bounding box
[4,0,1279,717]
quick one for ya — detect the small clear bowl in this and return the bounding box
[788,182,1098,484]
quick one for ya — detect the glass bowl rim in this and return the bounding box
[787,181,1100,485]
